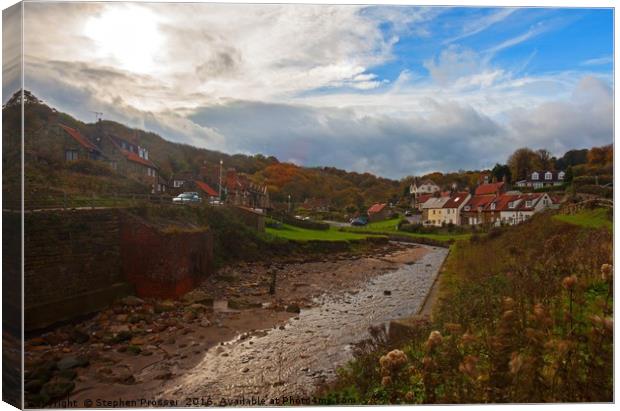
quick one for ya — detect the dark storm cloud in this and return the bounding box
[189,99,504,178]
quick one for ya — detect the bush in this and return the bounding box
[572,175,612,186]
[281,215,330,230]
[67,159,115,176]
[577,184,613,198]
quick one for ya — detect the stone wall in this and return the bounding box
[24,208,214,330]
[24,210,131,330]
[229,206,265,232]
[119,214,213,298]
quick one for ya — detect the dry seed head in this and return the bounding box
[458,355,478,378]
[601,264,613,281]
[603,317,613,332]
[461,331,476,345]
[502,296,515,310]
[426,330,443,348]
[501,310,515,323]
[404,392,415,402]
[562,275,578,290]
[509,352,524,374]
[381,376,392,386]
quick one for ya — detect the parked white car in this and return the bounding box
[172,192,202,204]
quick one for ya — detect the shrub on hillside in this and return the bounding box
[281,215,330,230]
[577,184,613,199]
[572,175,612,186]
[67,159,115,176]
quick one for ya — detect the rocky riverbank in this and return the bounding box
[24,241,434,408]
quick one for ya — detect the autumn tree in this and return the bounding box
[587,145,613,166]
[536,149,554,170]
[507,147,541,182]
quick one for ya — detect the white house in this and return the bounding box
[515,171,566,189]
[442,192,471,226]
[499,193,553,225]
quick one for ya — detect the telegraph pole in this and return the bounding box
[219,159,223,201]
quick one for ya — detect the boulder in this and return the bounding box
[181,290,213,306]
[285,304,301,314]
[119,296,145,307]
[41,378,75,399]
[155,300,176,313]
[57,356,89,371]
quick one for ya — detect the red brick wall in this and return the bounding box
[119,215,213,298]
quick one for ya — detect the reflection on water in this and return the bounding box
[164,246,448,400]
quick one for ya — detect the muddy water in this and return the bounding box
[163,245,448,402]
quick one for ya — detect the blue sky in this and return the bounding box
[16,3,614,179]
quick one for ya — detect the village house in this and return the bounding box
[441,192,471,226]
[410,179,440,208]
[462,195,496,225]
[169,171,195,195]
[498,193,554,225]
[367,203,390,222]
[422,196,450,226]
[413,193,434,212]
[98,133,164,193]
[474,181,506,196]
[181,180,219,202]
[515,171,566,189]
[59,124,104,162]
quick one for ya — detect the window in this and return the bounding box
[532,172,539,180]
[464,205,471,211]
[509,202,515,209]
[525,200,532,207]
[545,172,552,180]
[65,149,78,161]
[490,203,496,210]
[558,171,565,180]
[147,167,156,177]
[173,180,184,188]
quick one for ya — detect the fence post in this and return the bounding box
[63,192,67,210]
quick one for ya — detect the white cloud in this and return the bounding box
[443,8,516,44]
[581,56,613,66]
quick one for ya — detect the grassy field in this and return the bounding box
[553,207,612,230]
[267,223,383,242]
[343,217,472,242]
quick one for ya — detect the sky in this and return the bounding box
[8,3,614,179]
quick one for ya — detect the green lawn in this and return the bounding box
[266,223,383,242]
[343,217,472,242]
[553,208,613,231]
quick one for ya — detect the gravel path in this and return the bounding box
[163,245,448,403]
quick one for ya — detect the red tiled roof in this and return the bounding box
[475,182,505,196]
[443,192,470,209]
[121,149,157,168]
[60,124,98,151]
[416,194,434,204]
[368,203,387,214]
[494,194,522,211]
[194,180,218,197]
[516,193,543,211]
[465,195,495,210]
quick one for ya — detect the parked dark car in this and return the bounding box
[173,192,202,204]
